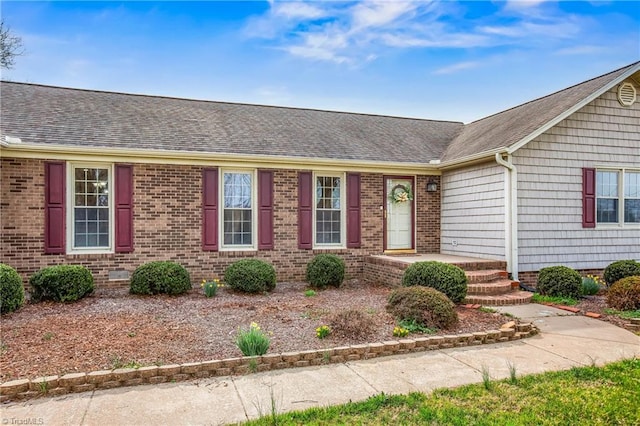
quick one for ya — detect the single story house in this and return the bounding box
[1,61,639,290]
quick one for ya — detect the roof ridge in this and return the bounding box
[0,80,463,125]
[464,60,640,126]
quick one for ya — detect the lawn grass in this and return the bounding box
[604,308,640,320]
[531,294,579,306]
[244,358,640,426]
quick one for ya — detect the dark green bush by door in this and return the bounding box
[402,261,468,303]
[536,266,582,299]
[306,254,345,289]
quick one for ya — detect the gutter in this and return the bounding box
[494,153,519,281]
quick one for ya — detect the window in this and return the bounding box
[314,174,345,246]
[222,171,255,248]
[69,164,112,251]
[625,172,640,223]
[596,169,640,225]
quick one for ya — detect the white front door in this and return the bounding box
[384,177,414,251]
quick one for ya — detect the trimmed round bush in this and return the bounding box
[1,264,25,314]
[386,286,458,330]
[29,265,94,302]
[401,261,468,303]
[224,259,276,293]
[130,261,191,295]
[603,260,640,287]
[306,254,345,289]
[536,266,582,299]
[606,276,640,311]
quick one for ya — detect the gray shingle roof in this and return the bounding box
[0,82,462,164]
[442,61,640,162]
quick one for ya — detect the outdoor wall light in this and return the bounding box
[426,178,438,192]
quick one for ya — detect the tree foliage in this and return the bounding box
[1,19,24,69]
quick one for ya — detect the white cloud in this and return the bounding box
[555,45,605,55]
[244,0,603,65]
[432,61,481,75]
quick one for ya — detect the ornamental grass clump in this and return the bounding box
[603,260,640,287]
[536,266,582,299]
[1,263,25,314]
[130,261,191,295]
[236,322,270,356]
[224,259,276,293]
[306,254,345,289]
[201,278,223,297]
[606,276,640,311]
[401,261,468,303]
[29,265,94,303]
[581,275,604,296]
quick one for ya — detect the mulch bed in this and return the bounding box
[1,280,510,382]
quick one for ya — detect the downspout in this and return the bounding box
[495,153,519,281]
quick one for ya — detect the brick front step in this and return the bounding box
[467,280,515,296]
[464,290,533,306]
[466,269,508,284]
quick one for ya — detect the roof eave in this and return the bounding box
[0,141,442,175]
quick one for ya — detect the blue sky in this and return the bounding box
[2,1,639,122]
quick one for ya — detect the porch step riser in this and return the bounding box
[467,280,516,295]
[466,270,509,284]
[464,291,533,306]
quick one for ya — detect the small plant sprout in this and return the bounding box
[42,332,55,341]
[248,358,258,373]
[201,278,223,297]
[38,380,49,395]
[322,351,331,364]
[304,289,317,297]
[481,365,492,390]
[316,325,331,339]
[507,361,518,384]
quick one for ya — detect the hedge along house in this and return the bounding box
[1,61,639,292]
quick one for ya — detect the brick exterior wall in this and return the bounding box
[1,158,441,288]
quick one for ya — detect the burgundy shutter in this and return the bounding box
[202,168,219,251]
[44,161,66,254]
[115,164,134,253]
[346,173,361,248]
[258,170,274,250]
[582,168,596,228]
[298,171,313,249]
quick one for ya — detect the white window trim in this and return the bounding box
[312,172,346,249]
[219,169,258,251]
[66,162,114,254]
[596,167,640,229]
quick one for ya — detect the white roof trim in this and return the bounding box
[506,63,640,155]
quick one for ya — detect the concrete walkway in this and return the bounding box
[2,305,639,425]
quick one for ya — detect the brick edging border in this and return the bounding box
[0,322,538,402]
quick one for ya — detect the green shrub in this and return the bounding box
[401,261,468,303]
[236,322,270,356]
[536,266,582,299]
[386,286,458,330]
[29,265,94,302]
[606,276,640,311]
[603,260,640,287]
[581,275,604,296]
[130,261,191,295]
[1,264,25,314]
[224,259,276,293]
[306,254,345,289]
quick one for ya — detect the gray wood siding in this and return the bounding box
[441,163,506,260]
[514,81,640,272]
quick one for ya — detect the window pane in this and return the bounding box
[223,208,252,246]
[316,210,341,244]
[224,172,252,209]
[315,176,342,245]
[597,199,618,223]
[625,172,640,198]
[624,199,640,223]
[597,171,618,197]
[73,167,110,249]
